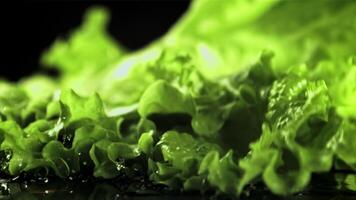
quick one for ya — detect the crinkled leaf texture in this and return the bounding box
[238,76,337,195]
[1,0,356,199]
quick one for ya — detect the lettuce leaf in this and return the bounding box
[1,0,356,198]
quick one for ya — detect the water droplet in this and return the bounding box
[11,176,19,182]
[115,161,126,171]
[114,194,120,199]
[1,183,8,189]
[23,183,28,189]
[0,183,10,195]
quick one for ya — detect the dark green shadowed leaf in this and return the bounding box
[42,141,80,178]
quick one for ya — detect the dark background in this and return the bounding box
[1,1,190,81]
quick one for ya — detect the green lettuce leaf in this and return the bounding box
[238,76,337,195]
[138,80,195,118]
[1,0,355,198]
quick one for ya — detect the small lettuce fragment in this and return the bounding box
[147,131,220,190]
[89,139,120,179]
[199,150,240,195]
[138,131,154,155]
[60,90,106,123]
[42,141,80,178]
[72,124,115,169]
[0,81,29,123]
[332,121,356,170]
[138,80,195,118]
[0,121,48,175]
[89,139,140,178]
[159,131,218,169]
[59,90,116,130]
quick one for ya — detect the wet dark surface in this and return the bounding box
[1,173,355,200]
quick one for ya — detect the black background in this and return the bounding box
[1,1,190,81]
